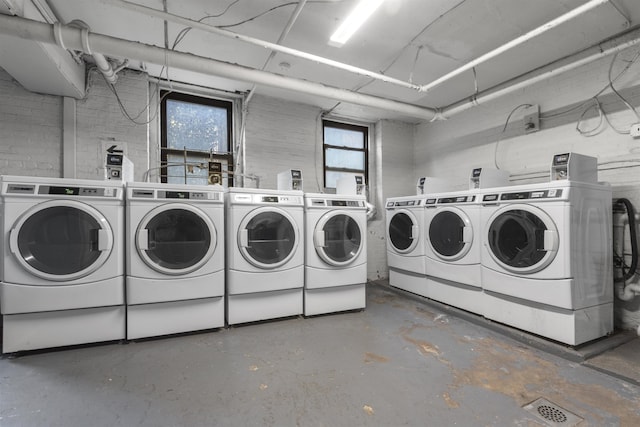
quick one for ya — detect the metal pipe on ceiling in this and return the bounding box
[418,0,612,93]
[0,14,437,121]
[442,26,640,118]
[100,0,422,92]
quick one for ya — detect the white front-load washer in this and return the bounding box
[0,175,125,353]
[304,193,367,316]
[125,182,225,339]
[385,196,430,296]
[226,188,304,325]
[480,180,613,345]
[424,191,483,315]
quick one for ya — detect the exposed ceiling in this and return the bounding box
[2,0,640,122]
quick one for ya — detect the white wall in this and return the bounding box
[414,48,640,330]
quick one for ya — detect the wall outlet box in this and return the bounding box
[523,104,540,134]
[630,123,640,138]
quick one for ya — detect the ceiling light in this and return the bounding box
[329,0,384,47]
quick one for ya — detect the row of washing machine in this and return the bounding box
[386,153,613,346]
[0,176,367,354]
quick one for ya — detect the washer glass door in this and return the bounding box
[239,207,298,269]
[486,205,559,274]
[137,204,215,275]
[388,209,419,254]
[314,212,362,267]
[10,200,114,281]
[428,208,473,261]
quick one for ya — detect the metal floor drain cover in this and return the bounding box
[523,398,583,427]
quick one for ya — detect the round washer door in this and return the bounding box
[238,207,299,269]
[428,207,473,262]
[314,211,363,267]
[485,204,559,274]
[136,204,216,275]
[388,209,420,254]
[9,200,114,282]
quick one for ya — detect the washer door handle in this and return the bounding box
[315,230,326,248]
[137,228,149,250]
[462,225,473,243]
[240,229,249,248]
[8,229,18,254]
[543,229,558,252]
[97,229,112,251]
[411,225,419,239]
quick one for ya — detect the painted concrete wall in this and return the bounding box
[414,48,640,331]
[0,69,411,282]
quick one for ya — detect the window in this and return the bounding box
[160,91,233,185]
[323,120,368,189]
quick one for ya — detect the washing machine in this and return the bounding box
[304,193,367,316]
[0,175,125,353]
[385,178,449,297]
[480,180,613,345]
[125,182,225,339]
[226,187,304,325]
[424,190,484,315]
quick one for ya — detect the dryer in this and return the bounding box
[424,190,483,315]
[125,182,225,339]
[0,175,125,353]
[226,188,304,325]
[304,193,367,316]
[480,180,613,345]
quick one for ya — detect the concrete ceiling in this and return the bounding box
[3,0,640,122]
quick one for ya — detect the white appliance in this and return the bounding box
[385,177,449,296]
[336,175,366,195]
[304,193,367,316]
[226,187,304,325]
[479,180,613,345]
[469,167,510,189]
[0,176,125,353]
[424,190,484,315]
[277,169,303,191]
[125,182,225,339]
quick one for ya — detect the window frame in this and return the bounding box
[322,120,369,189]
[160,90,233,184]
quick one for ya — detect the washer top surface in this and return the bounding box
[305,193,366,210]
[1,175,123,201]
[479,179,611,204]
[228,187,303,207]
[126,181,224,204]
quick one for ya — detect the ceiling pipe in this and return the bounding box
[419,0,612,93]
[245,0,308,105]
[442,25,640,118]
[0,14,437,120]
[100,0,422,92]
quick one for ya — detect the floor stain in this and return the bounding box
[362,404,374,416]
[364,352,390,364]
[399,325,451,366]
[442,392,460,408]
[449,338,640,425]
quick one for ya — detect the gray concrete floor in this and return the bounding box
[1,281,639,426]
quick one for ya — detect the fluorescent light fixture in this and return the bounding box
[329,0,384,47]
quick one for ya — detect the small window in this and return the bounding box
[323,120,368,189]
[160,91,233,184]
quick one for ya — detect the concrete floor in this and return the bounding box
[1,282,639,426]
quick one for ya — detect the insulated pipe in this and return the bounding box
[100,0,422,92]
[442,26,640,118]
[0,14,437,121]
[419,0,612,93]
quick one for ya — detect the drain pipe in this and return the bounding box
[100,0,421,92]
[613,199,640,301]
[441,26,640,119]
[419,0,612,94]
[0,14,437,121]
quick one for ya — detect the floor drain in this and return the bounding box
[522,398,583,427]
